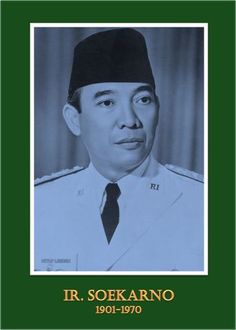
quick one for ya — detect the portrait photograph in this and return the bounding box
[2,1,235,329]
[31,24,208,275]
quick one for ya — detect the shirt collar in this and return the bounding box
[87,155,152,201]
[86,163,109,207]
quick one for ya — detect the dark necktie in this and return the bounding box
[101,183,121,243]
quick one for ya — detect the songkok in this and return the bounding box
[68,28,155,99]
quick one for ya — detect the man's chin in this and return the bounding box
[113,154,148,173]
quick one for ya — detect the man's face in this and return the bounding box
[78,82,159,175]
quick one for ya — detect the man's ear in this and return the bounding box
[63,103,81,136]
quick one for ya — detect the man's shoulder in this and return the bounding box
[161,163,204,212]
[34,166,89,200]
[164,163,204,185]
[159,163,204,221]
[35,165,86,186]
[34,166,86,189]
[161,163,204,203]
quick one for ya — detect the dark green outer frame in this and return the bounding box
[1,1,235,329]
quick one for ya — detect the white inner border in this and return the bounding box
[30,23,208,276]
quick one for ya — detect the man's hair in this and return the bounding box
[67,87,160,114]
[67,89,82,113]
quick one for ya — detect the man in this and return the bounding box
[34,28,204,272]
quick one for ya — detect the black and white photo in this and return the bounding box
[31,24,207,274]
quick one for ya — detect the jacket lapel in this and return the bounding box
[70,160,183,271]
[105,163,183,270]
[73,177,111,270]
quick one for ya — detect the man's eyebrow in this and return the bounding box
[93,85,154,99]
[94,90,114,99]
[133,85,154,94]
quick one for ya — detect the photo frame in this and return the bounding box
[1,1,235,329]
[31,23,207,276]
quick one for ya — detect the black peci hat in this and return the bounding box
[68,28,155,99]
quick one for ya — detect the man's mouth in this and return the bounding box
[115,137,144,150]
[115,137,144,144]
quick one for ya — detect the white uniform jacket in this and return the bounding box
[34,157,204,272]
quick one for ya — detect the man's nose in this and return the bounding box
[117,103,142,129]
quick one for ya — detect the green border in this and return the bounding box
[1,1,235,329]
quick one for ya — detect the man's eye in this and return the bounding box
[97,100,114,107]
[137,96,152,104]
